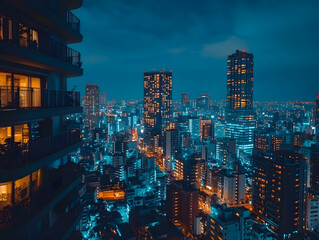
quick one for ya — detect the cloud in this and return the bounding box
[201,37,248,58]
[85,54,109,65]
[69,0,319,101]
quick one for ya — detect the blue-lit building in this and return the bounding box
[225,50,256,157]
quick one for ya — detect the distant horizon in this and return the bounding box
[69,0,319,102]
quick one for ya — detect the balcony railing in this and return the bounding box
[0,87,80,110]
[0,16,82,69]
[0,163,82,230]
[67,10,81,33]
[0,130,81,170]
[41,0,81,34]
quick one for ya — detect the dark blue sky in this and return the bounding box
[69,0,319,101]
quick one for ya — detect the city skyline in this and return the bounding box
[1,1,319,239]
[70,0,319,101]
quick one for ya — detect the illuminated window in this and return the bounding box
[14,124,29,144]
[0,126,12,144]
[0,182,12,210]
[14,175,30,202]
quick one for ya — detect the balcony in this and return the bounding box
[0,87,82,124]
[0,34,82,77]
[0,162,83,231]
[0,129,81,174]
[3,0,82,43]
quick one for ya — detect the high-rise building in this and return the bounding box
[143,69,172,154]
[306,190,319,231]
[226,50,254,110]
[174,154,202,188]
[181,93,190,105]
[196,93,210,113]
[100,92,107,106]
[0,1,83,239]
[84,84,99,129]
[310,144,319,191]
[315,94,319,130]
[218,169,246,206]
[208,204,252,240]
[252,151,307,238]
[225,50,256,156]
[254,130,286,154]
[200,118,213,141]
[166,180,199,234]
[163,128,179,171]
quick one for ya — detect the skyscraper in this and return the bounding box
[227,50,254,110]
[84,84,100,129]
[315,94,319,129]
[163,128,179,171]
[0,1,83,239]
[166,180,199,235]
[181,93,189,104]
[143,69,172,154]
[252,151,307,238]
[310,144,319,191]
[225,50,256,156]
[100,92,107,106]
[196,93,210,113]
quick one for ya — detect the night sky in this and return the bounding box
[69,0,319,102]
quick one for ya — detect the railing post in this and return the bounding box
[17,87,20,109]
[31,88,33,108]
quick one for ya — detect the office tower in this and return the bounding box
[226,50,254,110]
[84,84,100,129]
[188,117,200,139]
[252,151,307,238]
[208,205,252,240]
[0,1,83,239]
[310,144,319,191]
[100,92,107,106]
[205,167,221,193]
[166,181,199,234]
[174,154,202,188]
[314,93,319,133]
[306,190,319,231]
[196,93,210,113]
[200,118,213,141]
[181,93,190,105]
[143,69,172,155]
[254,131,286,153]
[215,138,236,166]
[163,128,179,171]
[218,169,246,206]
[225,50,256,156]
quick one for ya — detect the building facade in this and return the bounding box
[166,180,199,235]
[84,84,100,129]
[225,50,256,156]
[208,204,252,240]
[143,70,172,155]
[226,50,254,110]
[0,0,83,239]
[252,151,307,239]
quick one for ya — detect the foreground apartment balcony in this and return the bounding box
[0,87,82,124]
[0,130,81,182]
[0,163,83,232]
[3,0,82,43]
[0,38,82,77]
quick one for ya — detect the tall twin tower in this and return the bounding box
[143,50,255,156]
